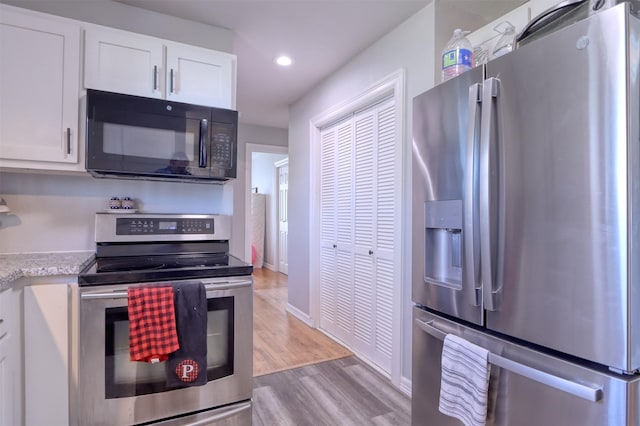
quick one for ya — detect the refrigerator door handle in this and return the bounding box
[464,83,482,306]
[415,319,604,402]
[480,77,500,311]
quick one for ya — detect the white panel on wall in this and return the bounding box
[0,172,226,253]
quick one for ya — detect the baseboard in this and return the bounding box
[399,376,412,397]
[263,262,276,271]
[286,303,314,326]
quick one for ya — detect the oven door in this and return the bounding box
[71,277,252,426]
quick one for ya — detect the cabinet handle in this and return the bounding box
[368,250,374,255]
[333,244,337,249]
[153,65,158,91]
[170,68,175,93]
[66,128,71,155]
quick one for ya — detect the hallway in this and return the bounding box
[252,267,353,376]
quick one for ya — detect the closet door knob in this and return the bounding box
[369,250,374,255]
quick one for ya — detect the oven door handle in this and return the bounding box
[81,280,253,300]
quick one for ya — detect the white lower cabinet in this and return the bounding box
[0,5,82,171]
[0,334,13,426]
[24,284,70,426]
[0,289,15,426]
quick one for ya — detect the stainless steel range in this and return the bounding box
[71,213,253,426]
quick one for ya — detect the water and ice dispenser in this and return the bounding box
[424,200,462,289]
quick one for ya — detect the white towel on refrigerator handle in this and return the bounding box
[439,334,491,426]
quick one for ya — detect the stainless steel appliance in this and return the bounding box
[72,213,253,426]
[412,2,640,425]
[85,89,238,183]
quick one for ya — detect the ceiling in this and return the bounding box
[117,0,525,129]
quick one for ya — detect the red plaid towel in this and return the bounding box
[128,286,180,363]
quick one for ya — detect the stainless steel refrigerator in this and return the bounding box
[411,2,640,425]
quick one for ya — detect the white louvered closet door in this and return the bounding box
[372,100,396,371]
[351,99,396,372]
[318,97,397,374]
[334,120,355,345]
[319,126,338,333]
[352,109,376,356]
[319,119,355,344]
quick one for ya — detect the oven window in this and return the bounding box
[104,297,234,398]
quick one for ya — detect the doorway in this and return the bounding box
[244,143,288,272]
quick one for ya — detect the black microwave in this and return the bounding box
[85,89,238,183]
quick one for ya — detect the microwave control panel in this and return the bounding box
[210,123,234,169]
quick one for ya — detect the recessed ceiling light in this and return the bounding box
[275,55,294,66]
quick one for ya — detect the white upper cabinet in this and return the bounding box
[165,41,236,108]
[84,27,164,100]
[84,25,236,109]
[0,6,81,168]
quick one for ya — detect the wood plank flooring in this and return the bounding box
[252,356,411,425]
[253,267,353,376]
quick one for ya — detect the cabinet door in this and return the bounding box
[0,8,80,164]
[24,285,69,426]
[0,289,13,426]
[166,42,236,109]
[84,26,164,99]
[0,335,13,426]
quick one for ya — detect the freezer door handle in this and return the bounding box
[480,77,501,311]
[416,318,603,402]
[464,83,482,306]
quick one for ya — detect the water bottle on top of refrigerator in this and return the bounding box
[441,28,474,82]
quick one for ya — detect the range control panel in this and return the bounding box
[115,217,214,235]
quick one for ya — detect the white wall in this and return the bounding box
[251,152,288,268]
[0,171,228,253]
[288,3,434,386]
[0,0,233,53]
[287,0,490,384]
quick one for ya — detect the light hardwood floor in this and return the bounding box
[253,267,353,376]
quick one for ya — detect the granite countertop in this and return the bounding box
[0,251,94,290]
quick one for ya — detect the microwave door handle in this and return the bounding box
[199,119,208,168]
